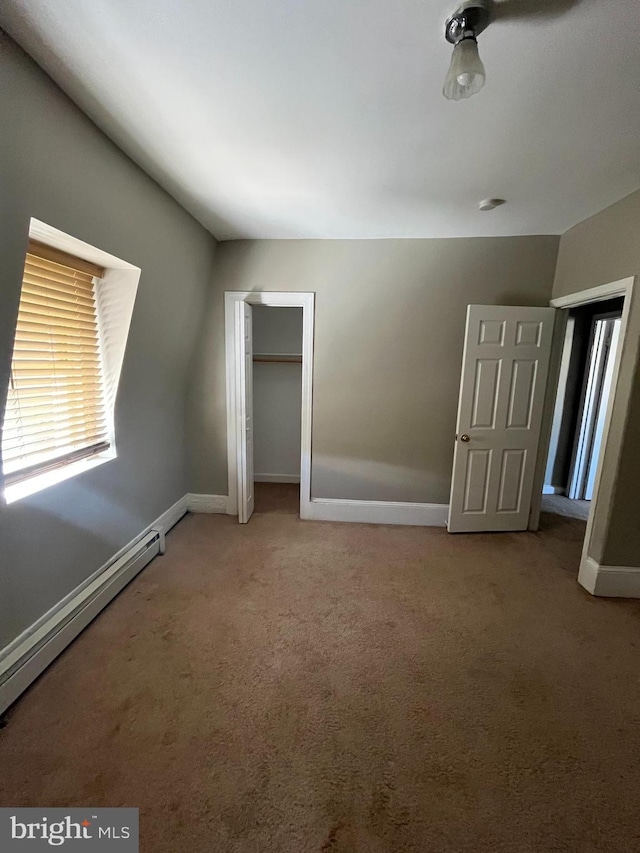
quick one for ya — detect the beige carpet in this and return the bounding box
[2,484,640,852]
[541,494,591,521]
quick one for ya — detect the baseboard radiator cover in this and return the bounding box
[0,496,189,714]
[579,556,640,598]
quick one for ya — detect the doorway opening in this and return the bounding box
[252,305,303,514]
[225,291,315,523]
[529,275,640,595]
[542,297,623,524]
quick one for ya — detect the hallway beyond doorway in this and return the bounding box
[541,494,590,521]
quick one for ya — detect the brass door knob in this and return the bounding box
[460,434,470,442]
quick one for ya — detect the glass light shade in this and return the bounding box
[443,37,486,100]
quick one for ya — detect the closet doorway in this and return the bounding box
[224,292,315,523]
[253,305,303,509]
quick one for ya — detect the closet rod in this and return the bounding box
[253,353,302,364]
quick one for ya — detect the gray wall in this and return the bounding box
[188,237,559,502]
[553,189,640,567]
[0,36,217,647]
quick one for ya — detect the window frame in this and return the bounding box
[1,220,142,505]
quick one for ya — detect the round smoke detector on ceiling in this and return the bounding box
[478,198,506,211]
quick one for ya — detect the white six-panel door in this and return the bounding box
[448,305,555,533]
[235,300,254,523]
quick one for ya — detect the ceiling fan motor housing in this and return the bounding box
[445,0,491,44]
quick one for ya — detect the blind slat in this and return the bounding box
[14,331,101,347]
[13,344,100,354]
[5,410,107,431]
[23,268,95,292]
[4,424,108,453]
[4,442,110,484]
[17,306,98,326]
[4,418,108,444]
[6,393,103,409]
[15,325,98,339]
[25,258,95,280]
[2,246,109,483]
[6,392,104,409]
[5,401,106,420]
[4,423,108,451]
[11,365,103,375]
[21,278,96,303]
[20,294,98,318]
[12,336,100,350]
[12,353,100,364]
[3,420,108,454]
[4,428,107,448]
[8,382,103,394]
[21,281,95,302]
[23,272,95,297]
[22,274,95,296]
[27,242,104,278]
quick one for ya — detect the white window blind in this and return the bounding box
[2,241,109,486]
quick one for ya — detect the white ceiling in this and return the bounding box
[3,0,640,240]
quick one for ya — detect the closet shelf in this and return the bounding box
[253,353,302,364]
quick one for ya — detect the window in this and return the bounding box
[2,241,110,488]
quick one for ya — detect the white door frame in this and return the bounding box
[529,277,639,591]
[225,291,315,520]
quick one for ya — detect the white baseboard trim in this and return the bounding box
[542,485,565,495]
[155,495,189,542]
[0,494,189,715]
[579,556,640,598]
[186,493,228,513]
[254,474,301,483]
[307,498,449,527]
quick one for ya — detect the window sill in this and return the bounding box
[3,451,116,505]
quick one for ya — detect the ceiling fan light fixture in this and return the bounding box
[442,1,490,101]
[443,36,486,100]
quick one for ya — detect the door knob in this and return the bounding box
[460,434,470,442]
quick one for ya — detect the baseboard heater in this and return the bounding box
[0,529,164,715]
